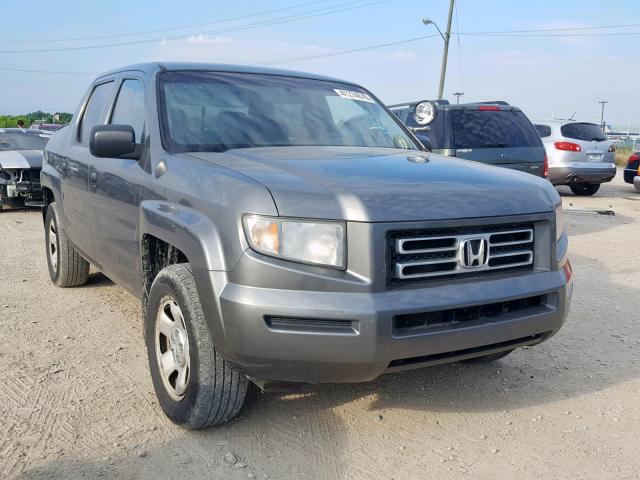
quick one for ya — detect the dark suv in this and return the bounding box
[389,100,547,178]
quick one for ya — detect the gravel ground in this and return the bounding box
[1,171,639,480]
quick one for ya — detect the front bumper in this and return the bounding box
[0,182,44,207]
[624,167,638,185]
[213,266,572,383]
[549,163,616,185]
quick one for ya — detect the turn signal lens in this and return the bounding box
[555,203,564,241]
[562,259,572,282]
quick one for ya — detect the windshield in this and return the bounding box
[159,71,418,153]
[0,132,48,151]
[451,110,542,149]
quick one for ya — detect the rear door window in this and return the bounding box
[534,124,552,137]
[560,122,607,142]
[78,81,114,145]
[451,110,542,148]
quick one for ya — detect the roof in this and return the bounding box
[96,62,358,86]
[533,119,599,126]
[388,99,520,111]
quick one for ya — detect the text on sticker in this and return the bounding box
[333,89,375,103]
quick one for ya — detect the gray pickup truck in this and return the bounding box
[41,63,572,429]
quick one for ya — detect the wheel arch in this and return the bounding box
[139,200,232,273]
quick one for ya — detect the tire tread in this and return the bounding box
[147,264,248,429]
[46,203,90,288]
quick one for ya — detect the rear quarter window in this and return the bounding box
[534,124,552,137]
[560,123,607,142]
[451,110,542,148]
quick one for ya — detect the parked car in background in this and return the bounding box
[623,151,640,192]
[29,123,64,133]
[42,63,571,429]
[534,120,616,196]
[389,100,547,178]
[0,128,48,211]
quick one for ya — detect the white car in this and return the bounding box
[0,128,48,210]
[534,120,616,196]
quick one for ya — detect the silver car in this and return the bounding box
[534,120,616,196]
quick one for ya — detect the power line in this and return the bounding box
[0,0,386,54]
[460,31,640,37]
[3,0,333,44]
[0,67,96,75]
[258,34,440,65]
[3,23,640,75]
[459,23,640,35]
[0,34,441,75]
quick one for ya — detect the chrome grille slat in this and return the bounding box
[396,236,460,254]
[489,250,533,259]
[489,229,533,246]
[388,225,535,284]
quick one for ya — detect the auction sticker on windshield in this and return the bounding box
[334,89,375,103]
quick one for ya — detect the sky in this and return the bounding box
[1,0,639,128]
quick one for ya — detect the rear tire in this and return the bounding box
[45,202,90,287]
[570,183,600,196]
[463,349,514,364]
[145,264,249,429]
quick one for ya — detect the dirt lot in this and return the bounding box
[1,172,639,480]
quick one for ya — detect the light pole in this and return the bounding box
[598,100,608,130]
[423,0,455,100]
[453,91,464,104]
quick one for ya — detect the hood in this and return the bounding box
[187,146,559,222]
[0,150,43,169]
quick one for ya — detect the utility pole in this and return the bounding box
[438,0,455,100]
[598,100,608,131]
[422,0,455,100]
[453,91,464,104]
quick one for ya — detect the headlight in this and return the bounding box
[414,101,436,125]
[555,203,564,241]
[243,215,346,269]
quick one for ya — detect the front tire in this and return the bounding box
[145,264,248,429]
[570,183,600,196]
[45,203,90,287]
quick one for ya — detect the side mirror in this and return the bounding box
[415,133,433,152]
[90,124,138,159]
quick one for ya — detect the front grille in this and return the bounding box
[20,169,41,183]
[387,223,534,285]
[393,294,546,335]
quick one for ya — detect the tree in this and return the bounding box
[0,111,73,127]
